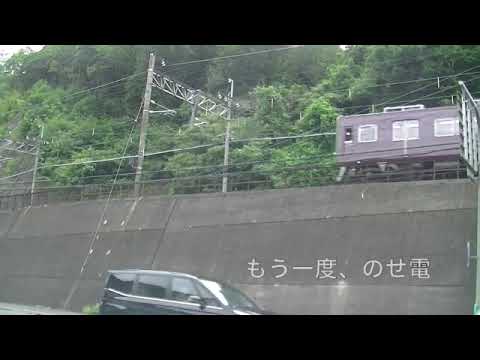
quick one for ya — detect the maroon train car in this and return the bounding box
[335,104,462,181]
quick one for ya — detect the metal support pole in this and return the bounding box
[222,79,234,193]
[134,53,156,197]
[190,90,199,126]
[30,124,44,206]
[475,180,480,315]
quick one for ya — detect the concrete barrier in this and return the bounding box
[0,179,476,314]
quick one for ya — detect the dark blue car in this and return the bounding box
[100,269,274,315]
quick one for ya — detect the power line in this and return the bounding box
[0,145,463,193]
[252,124,334,152]
[0,131,354,179]
[2,69,474,182]
[324,70,480,96]
[0,168,34,181]
[159,46,304,69]
[343,73,480,115]
[230,132,336,143]
[337,68,480,116]
[0,140,462,186]
[372,63,480,108]
[0,71,146,120]
[144,131,336,157]
[163,50,480,101]
[157,63,480,119]
[402,74,480,107]
[159,52,480,115]
[61,72,146,100]
[63,98,143,310]
[334,91,479,111]
[338,50,457,74]
[161,46,446,78]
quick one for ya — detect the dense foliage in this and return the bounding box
[0,45,479,193]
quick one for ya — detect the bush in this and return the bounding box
[82,303,100,315]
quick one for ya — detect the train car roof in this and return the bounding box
[338,105,457,121]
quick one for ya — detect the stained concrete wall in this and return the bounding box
[0,179,476,314]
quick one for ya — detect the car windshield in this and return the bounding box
[199,279,258,311]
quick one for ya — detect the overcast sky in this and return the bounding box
[0,45,44,56]
[0,45,346,58]
[0,45,44,53]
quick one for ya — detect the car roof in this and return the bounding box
[108,269,199,280]
[108,269,233,287]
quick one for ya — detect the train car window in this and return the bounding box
[344,127,353,142]
[393,120,419,141]
[434,118,459,137]
[358,125,378,143]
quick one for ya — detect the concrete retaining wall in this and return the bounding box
[0,179,476,314]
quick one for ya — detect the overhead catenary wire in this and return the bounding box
[49,132,337,168]
[62,99,143,310]
[61,71,146,100]
[157,55,480,121]
[158,46,304,69]
[0,77,468,184]
[161,47,451,79]
[0,71,146,120]
[0,130,331,183]
[401,74,480,107]
[334,71,480,116]
[3,119,461,184]
[4,53,478,155]
[162,49,480,99]
[3,52,478,187]
[0,139,462,186]
[230,132,336,143]
[344,73,480,115]
[323,70,480,97]
[155,65,480,118]
[364,63,480,111]
[0,131,336,177]
[157,61,480,125]
[0,145,463,193]
[2,51,478,121]
[335,90,480,111]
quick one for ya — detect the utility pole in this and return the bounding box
[31,124,44,206]
[222,79,234,193]
[134,53,155,197]
[190,90,199,126]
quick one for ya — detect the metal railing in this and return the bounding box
[459,81,480,176]
[0,163,467,211]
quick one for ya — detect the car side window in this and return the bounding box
[195,282,222,307]
[106,273,135,294]
[135,274,169,299]
[170,277,199,303]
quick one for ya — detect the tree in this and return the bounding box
[1,44,478,194]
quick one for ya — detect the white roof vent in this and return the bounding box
[383,104,425,113]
